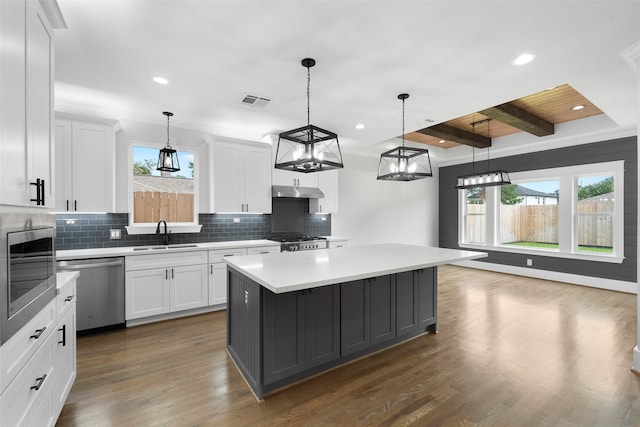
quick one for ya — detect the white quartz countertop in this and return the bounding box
[56,239,281,260]
[224,243,487,294]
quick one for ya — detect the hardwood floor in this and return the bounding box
[56,266,640,426]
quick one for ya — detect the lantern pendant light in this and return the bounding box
[274,58,344,173]
[377,93,432,181]
[157,111,180,173]
[454,118,511,189]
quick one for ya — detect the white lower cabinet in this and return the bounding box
[125,268,171,319]
[208,248,247,306]
[0,272,78,427]
[125,251,209,320]
[171,265,209,312]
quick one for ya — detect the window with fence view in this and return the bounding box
[132,146,195,224]
[461,165,618,258]
[498,180,560,250]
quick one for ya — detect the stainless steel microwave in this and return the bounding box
[0,213,56,345]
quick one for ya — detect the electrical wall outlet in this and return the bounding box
[233,218,241,223]
[526,258,533,267]
[110,229,121,239]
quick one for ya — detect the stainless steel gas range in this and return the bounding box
[276,236,328,252]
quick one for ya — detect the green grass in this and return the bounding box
[504,241,613,253]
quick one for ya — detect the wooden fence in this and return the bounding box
[133,191,194,223]
[466,203,613,247]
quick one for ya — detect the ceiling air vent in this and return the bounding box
[240,94,271,108]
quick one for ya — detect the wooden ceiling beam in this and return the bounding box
[479,102,554,137]
[415,123,491,148]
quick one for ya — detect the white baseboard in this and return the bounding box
[452,260,637,294]
[126,304,225,327]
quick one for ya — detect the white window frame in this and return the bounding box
[458,161,624,263]
[125,140,202,235]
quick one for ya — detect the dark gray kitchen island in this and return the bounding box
[224,243,486,399]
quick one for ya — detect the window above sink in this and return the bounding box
[125,143,202,235]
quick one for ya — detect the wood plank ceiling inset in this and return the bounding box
[405,84,604,148]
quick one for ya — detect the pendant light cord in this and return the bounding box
[487,119,491,171]
[401,97,405,148]
[307,65,311,127]
[166,114,171,148]
[471,121,476,174]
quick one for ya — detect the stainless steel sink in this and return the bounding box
[133,246,168,251]
[132,244,198,251]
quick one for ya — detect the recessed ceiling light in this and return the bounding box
[355,123,365,130]
[513,53,536,66]
[153,76,169,85]
[438,140,446,144]
[572,105,585,111]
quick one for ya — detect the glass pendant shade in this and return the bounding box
[455,170,511,189]
[275,124,343,173]
[157,146,180,173]
[274,58,343,173]
[157,111,180,173]
[377,146,433,181]
[377,93,432,181]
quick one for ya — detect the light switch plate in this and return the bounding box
[110,229,121,239]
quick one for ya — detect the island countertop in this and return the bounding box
[224,243,487,294]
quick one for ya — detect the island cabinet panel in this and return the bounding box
[417,268,437,331]
[263,290,305,384]
[227,271,261,394]
[370,275,396,346]
[340,280,371,356]
[305,287,340,368]
[263,286,340,384]
[341,275,396,356]
[396,271,419,337]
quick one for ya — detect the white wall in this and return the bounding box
[332,150,439,247]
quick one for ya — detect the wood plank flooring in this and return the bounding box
[56,266,640,426]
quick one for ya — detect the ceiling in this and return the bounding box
[405,84,604,149]
[53,1,640,157]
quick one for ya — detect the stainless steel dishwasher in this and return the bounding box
[57,257,125,334]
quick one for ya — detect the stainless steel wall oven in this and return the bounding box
[1,213,56,345]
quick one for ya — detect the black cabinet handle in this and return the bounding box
[165,269,168,280]
[58,324,66,346]
[171,268,174,279]
[30,178,42,205]
[66,199,69,211]
[30,327,46,339]
[30,374,47,391]
[74,200,77,211]
[64,295,73,302]
[210,265,213,274]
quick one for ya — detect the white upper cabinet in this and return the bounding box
[213,140,271,213]
[55,119,116,212]
[309,170,339,213]
[0,0,58,208]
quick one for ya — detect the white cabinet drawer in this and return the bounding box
[246,246,280,255]
[0,329,56,427]
[0,299,55,391]
[208,248,246,263]
[56,275,77,319]
[126,250,208,271]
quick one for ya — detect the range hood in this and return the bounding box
[272,185,324,199]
